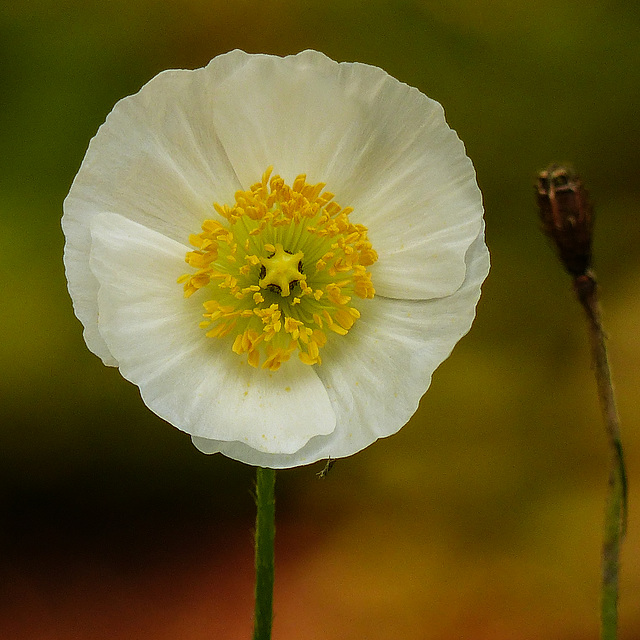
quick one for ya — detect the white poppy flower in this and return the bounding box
[62,50,489,469]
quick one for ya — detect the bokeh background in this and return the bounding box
[1,1,639,638]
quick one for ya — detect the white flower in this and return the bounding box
[62,50,489,469]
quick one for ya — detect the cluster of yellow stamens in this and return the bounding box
[178,167,377,371]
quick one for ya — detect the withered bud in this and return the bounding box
[536,164,593,277]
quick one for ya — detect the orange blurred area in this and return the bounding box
[1,0,640,638]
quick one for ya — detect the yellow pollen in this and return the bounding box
[179,166,378,371]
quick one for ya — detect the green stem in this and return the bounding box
[601,454,625,640]
[575,273,627,640]
[253,467,276,640]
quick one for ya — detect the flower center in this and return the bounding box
[259,243,304,297]
[178,167,377,371]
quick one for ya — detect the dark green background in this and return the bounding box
[1,1,639,638]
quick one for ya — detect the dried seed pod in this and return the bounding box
[536,164,593,277]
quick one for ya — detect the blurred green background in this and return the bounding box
[1,1,639,638]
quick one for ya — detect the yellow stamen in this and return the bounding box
[178,167,378,371]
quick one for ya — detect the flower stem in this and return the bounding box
[253,467,276,640]
[574,273,627,640]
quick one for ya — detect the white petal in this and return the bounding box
[208,50,483,300]
[62,50,252,361]
[193,226,489,469]
[313,226,489,460]
[205,50,359,187]
[63,237,119,365]
[89,213,336,454]
[324,60,483,299]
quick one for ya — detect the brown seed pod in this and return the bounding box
[536,164,593,277]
